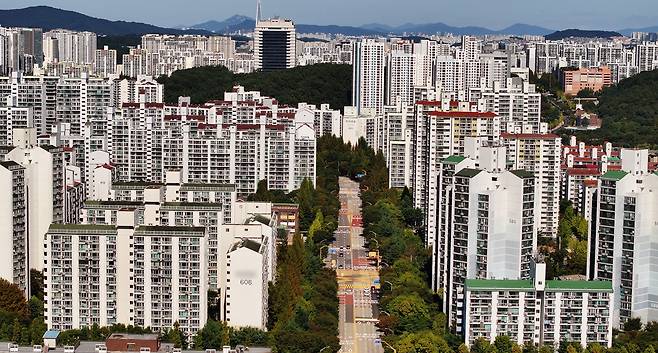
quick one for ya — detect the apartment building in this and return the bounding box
[0,96,33,145]
[0,160,28,295]
[225,239,270,330]
[469,78,543,133]
[434,140,539,333]
[352,39,386,115]
[43,30,97,65]
[464,262,613,348]
[503,133,561,236]
[591,149,658,327]
[44,209,208,336]
[412,106,501,244]
[108,91,317,195]
[0,27,43,75]
[94,46,118,77]
[4,128,65,271]
[0,72,58,135]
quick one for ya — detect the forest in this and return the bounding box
[157,64,353,111]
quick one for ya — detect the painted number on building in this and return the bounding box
[240,279,253,285]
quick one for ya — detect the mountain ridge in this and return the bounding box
[0,6,211,36]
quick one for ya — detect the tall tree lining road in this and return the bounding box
[327,177,383,353]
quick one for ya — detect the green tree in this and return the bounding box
[168,322,187,349]
[396,331,453,353]
[307,210,324,243]
[0,279,29,320]
[194,320,228,349]
[472,338,497,353]
[386,293,432,332]
[495,336,514,353]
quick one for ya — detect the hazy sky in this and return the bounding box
[3,0,658,30]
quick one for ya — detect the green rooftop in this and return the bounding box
[465,279,534,291]
[546,280,613,292]
[134,225,206,235]
[48,224,117,232]
[510,170,535,179]
[443,155,467,165]
[602,170,628,181]
[456,168,482,178]
[608,156,620,162]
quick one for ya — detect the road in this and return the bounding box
[326,177,384,353]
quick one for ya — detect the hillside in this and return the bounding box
[574,70,658,148]
[545,29,622,40]
[0,6,209,35]
[157,64,352,110]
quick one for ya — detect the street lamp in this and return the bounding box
[319,346,331,353]
[319,244,329,258]
[380,339,396,353]
[383,280,393,291]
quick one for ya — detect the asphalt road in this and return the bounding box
[328,177,384,353]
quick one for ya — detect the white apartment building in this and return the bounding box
[225,239,269,330]
[469,78,543,133]
[412,106,501,239]
[94,46,117,77]
[0,72,59,135]
[503,133,561,236]
[109,91,317,195]
[0,96,33,145]
[43,30,97,65]
[110,76,164,108]
[464,262,613,348]
[296,103,341,137]
[591,149,658,327]
[352,39,385,115]
[434,140,539,333]
[44,209,208,336]
[0,27,43,74]
[5,128,65,271]
[254,18,296,71]
[386,50,419,106]
[0,160,28,295]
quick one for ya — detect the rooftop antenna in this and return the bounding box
[256,0,262,23]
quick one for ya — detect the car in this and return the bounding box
[140,348,151,353]
[338,264,344,269]
[173,349,182,353]
[9,344,19,352]
[339,252,344,257]
[33,345,43,352]
[64,346,76,353]
[346,245,351,249]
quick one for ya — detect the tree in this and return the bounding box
[307,210,324,243]
[643,346,655,353]
[472,338,497,353]
[386,293,432,332]
[396,331,453,353]
[30,270,44,300]
[624,317,643,332]
[0,279,29,320]
[168,322,187,349]
[194,320,228,349]
[495,336,514,353]
[459,344,471,353]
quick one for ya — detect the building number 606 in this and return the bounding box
[240,279,253,285]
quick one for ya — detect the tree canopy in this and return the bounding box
[158,64,352,111]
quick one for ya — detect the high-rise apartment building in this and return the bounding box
[0,160,28,295]
[591,149,658,327]
[44,209,208,336]
[503,133,561,236]
[43,30,97,65]
[253,18,296,71]
[352,39,385,115]
[432,139,539,333]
